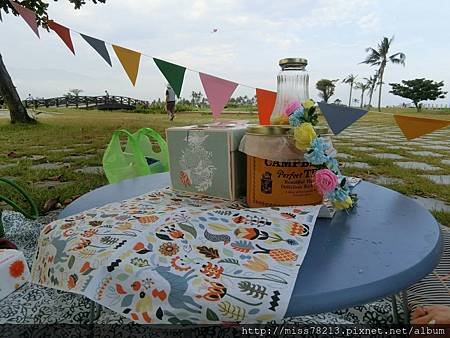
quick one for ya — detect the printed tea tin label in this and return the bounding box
[247,157,322,207]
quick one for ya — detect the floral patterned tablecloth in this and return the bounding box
[31,188,320,324]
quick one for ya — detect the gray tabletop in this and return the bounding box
[60,173,443,316]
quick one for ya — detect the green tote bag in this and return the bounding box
[130,127,169,174]
[102,129,151,184]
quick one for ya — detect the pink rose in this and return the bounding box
[285,101,301,116]
[314,169,338,194]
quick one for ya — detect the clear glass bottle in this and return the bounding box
[270,58,310,125]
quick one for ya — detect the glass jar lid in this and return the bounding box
[279,58,308,67]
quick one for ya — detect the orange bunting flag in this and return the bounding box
[10,0,39,37]
[112,45,141,86]
[256,88,277,125]
[394,115,450,140]
[48,20,75,54]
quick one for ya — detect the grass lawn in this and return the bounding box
[0,107,449,226]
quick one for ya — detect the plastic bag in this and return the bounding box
[103,129,151,184]
[129,128,169,174]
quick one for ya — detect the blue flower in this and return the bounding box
[304,137,330,165]
[326,186,350,201]
[326,157,341,174]
[310,137,329,153]
[304,148,329,165]
[288,107,304,127]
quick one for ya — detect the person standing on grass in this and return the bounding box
[165,84,176,121]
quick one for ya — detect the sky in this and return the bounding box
[1,0,450,107]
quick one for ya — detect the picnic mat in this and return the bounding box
[0,249,30,301]
[31,188,320,324]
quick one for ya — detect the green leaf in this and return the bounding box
[121,294,134,307]
[206,308,219,321]
[168,317,180,324]
[179,222,197,239]
[116,273,129,282]
[218,258,240,266]
[67,255,75,269]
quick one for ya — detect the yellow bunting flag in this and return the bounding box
[112,45,141,86]
[394,115,450,140]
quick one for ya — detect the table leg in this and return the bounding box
[391,295,399,324]
[402,290,410,324]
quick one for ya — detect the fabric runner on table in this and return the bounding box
[31,188,321,324]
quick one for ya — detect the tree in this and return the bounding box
[0,0,106,123]
[362,36,405,112]
[355,81,370,107]
[342,74,357,106]
[389,78,447,111]
[190,91,203,106]
[64,88,84,98]
[364,71,378,107]
[316,79,338,103]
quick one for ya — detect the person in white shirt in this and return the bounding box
[165,84,176,121]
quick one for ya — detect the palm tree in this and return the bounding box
[355,81,371,107]
[364,71,378,108]
[362,36,406,111]
[342,74,357,106]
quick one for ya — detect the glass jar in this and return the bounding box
[239,125,323,208]
[270,58,310,125]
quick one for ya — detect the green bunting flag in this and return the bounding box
[153,58,186,98]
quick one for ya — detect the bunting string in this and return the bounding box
[3,1,450,138]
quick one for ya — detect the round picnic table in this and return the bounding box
[60,172,442,320]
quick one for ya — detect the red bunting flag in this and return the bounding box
[48,20,75,54]
[199,73,238,118]
[394,115,450,140]
[256,88,277,125]
[9,1,39,37]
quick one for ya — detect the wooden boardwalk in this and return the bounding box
[24,95,149,110]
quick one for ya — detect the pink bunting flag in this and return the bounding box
[199,73,238,118]
[9,0,39,38]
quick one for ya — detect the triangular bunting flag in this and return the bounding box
[199,73,238,118]
[10,1,39,37]
[112,45,141,86]
[256,88,277,125]
[153,58,186,98]
[48,20,75,54]
[0,9,3,22]
[80,34,112,66]
[394,115,450,140]
[318,102,368,135]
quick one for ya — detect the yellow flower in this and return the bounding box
[303,99,315,109]
[294,123,317,150]
[270,114,290,125]
[332,196,353,209]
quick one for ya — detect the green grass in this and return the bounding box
[0,107,449,225]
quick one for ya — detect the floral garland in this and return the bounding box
[286,99,356,210]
